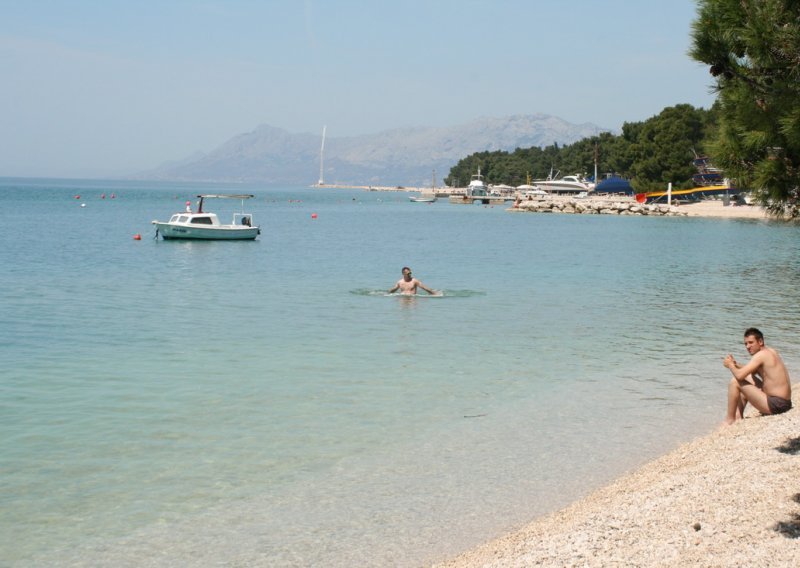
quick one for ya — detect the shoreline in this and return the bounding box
[432,385,800,567]
[317,184,776,220]
[678,199,771,220]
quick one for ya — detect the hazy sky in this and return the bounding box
[0,0,715,178]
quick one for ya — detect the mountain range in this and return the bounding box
[135,114,609,186]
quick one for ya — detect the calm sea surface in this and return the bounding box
[2,178,799,566]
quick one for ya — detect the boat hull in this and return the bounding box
[532,175,594,195]
[533,182,593,194]
[154,223,260,240]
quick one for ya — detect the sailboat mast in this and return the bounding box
[318,125,326,186]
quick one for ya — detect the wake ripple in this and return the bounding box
[349,288,485,298]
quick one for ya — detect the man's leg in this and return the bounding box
[725,377,746,424]
[726,378,771,423]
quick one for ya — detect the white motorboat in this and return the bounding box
[415,169,440,202]
[516,173,541,193]
[152,194,260,240]
[466,169,488,197]
[533,174,595,195]
[520,188,548,198]
[489,184,515,196]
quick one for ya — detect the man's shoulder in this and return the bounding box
[755,346,783,365]
[751,349,769,362]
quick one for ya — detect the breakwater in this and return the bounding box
[511,197,687,217]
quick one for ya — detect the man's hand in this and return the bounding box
[723,354,737,369]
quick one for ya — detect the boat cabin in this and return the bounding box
[167,212,253,225]
[169,213,220,225]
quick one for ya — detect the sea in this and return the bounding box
[2,177,799,567]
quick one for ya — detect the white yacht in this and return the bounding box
[466,169,488,197]
[533,174,595,195]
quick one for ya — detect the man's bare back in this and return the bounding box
[753,347,791,397]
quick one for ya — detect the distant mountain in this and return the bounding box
[135,115,610,186]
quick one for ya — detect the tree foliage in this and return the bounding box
[690,0,800,217]
[445,105,714,193]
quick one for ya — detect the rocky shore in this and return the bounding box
[433,386,800,567]
[510,197,686,216]
[509,197,781,220]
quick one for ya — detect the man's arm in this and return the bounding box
[724,351,766,381]
[416,279,437,295]
[388,281,400,294]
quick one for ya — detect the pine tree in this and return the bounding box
[690,0,800,218]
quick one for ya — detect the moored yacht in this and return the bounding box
[152,194,260,240]
[466,169,488,197]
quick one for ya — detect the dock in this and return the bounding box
[447,194,514,205]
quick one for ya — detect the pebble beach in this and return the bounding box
[434,385,800,567]
[680,200,771,220]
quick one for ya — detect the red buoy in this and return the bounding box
[133,234,142,240]
[311,213,318,219]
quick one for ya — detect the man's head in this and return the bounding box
[402,266,412,280]
[744,327,765,354]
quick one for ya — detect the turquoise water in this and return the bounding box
[2,178,799,566]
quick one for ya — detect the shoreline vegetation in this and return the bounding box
[432,385,800,567]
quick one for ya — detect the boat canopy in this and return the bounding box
[195,193,255,213]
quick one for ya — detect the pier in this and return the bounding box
[447,194,514,205]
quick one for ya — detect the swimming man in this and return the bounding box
[388,267,437,295]
[723,327,792,425]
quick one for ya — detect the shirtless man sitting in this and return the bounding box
[723,327,792,425]
[388,266,437,295]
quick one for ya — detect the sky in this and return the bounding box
[0,0,717,178]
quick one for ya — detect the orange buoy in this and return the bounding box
[133,234,142,240]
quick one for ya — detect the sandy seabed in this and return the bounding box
[432,386,800,567]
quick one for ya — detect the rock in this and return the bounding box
[508,198,692,217]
